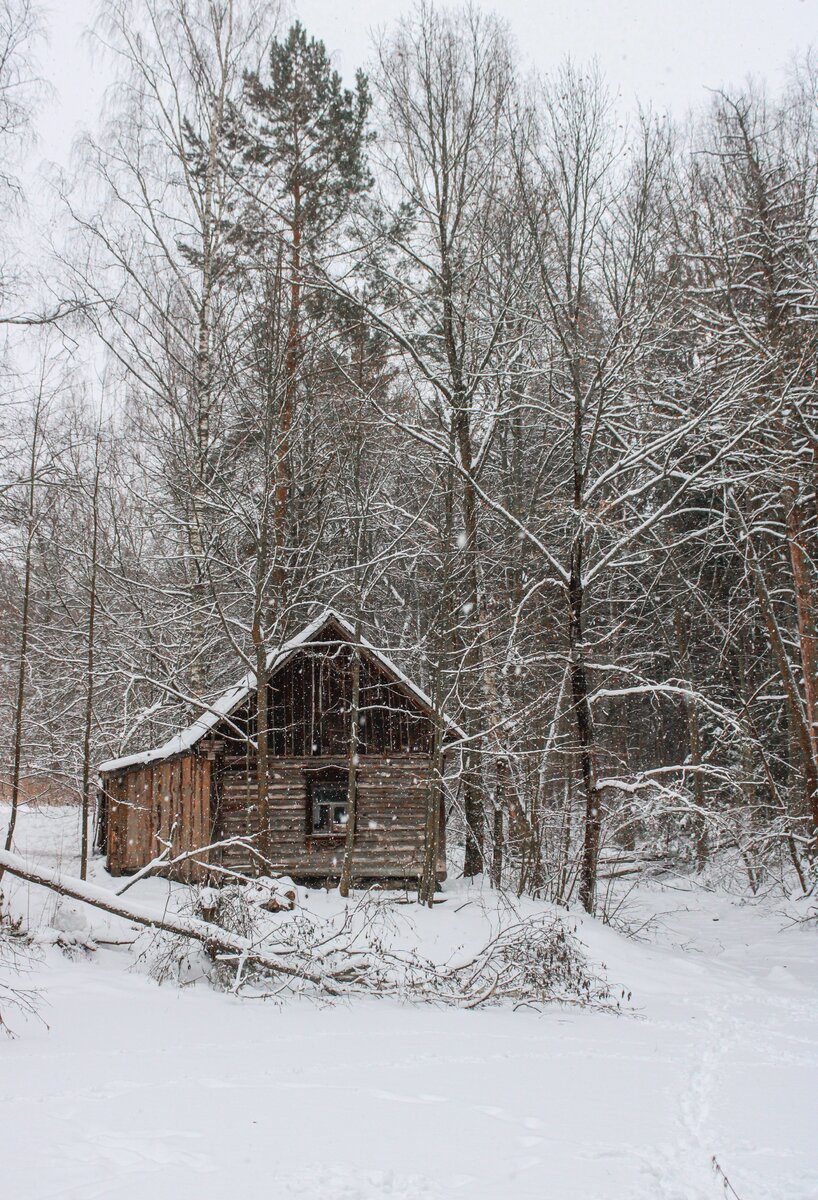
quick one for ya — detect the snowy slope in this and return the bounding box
[1,803,816,1200]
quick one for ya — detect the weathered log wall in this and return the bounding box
[99,621,452,883]
[267,649,434,756]
[101,750,446,883]
[214,754,445,881]
[101,753,212,879]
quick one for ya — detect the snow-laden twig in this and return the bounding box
[0,849,620,1010]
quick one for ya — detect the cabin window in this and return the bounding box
[310,779,348,836]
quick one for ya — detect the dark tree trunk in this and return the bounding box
[80,461,101,881]
[672,601,707,871]
[568,542,599,915]
[339,639,361,898]
[454,410,485,877]
[253,635,270,870]
[420,661,445,907]
[0,415,39,885]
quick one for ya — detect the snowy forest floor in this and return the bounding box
[1,804,816,1200]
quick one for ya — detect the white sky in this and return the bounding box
[6,0,810,385]
[35,0,817,179]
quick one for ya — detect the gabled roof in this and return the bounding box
[98,609,464,774]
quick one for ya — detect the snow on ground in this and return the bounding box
[1,803,817,1200]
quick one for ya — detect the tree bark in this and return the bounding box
[80,458,101,881]
[420,659,445,906]
[253,630,270,870]
[187,71,228,701]
[0,406,40,885]
[273,176,302,602]
[568,542,599,915]
[455,410,485,877]
[735,498,818,848]
[787,492,818,773]
[672,601,708,871]
[339,637,361,898]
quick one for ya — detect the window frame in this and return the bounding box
[305,768,349,842]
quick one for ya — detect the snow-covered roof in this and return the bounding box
[98,609,464,774]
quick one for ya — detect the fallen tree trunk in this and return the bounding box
[0,850,327,988]
[0,851,617,1011]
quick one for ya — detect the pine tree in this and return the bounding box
[244,21,373,248]
[241,21,374,609]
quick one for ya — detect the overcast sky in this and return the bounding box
[35,0,815,179]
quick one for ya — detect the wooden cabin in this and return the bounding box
[97,611,460,885]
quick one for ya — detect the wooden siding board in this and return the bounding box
[159,762,171,850]
[170,760,181,858]
[125,770,140,871]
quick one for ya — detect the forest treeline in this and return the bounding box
[2,0,818,911]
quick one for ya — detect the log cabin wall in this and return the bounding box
[99,616,452,883]
[263,644,433,757]
[206,640,445,882]
[213,753,446,881]
[102,753,212,880]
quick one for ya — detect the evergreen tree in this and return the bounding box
[243,21,373,251]
[240,22,373,613]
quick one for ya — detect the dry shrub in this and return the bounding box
[145,886,621,1011]
[0,910,41,1035]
